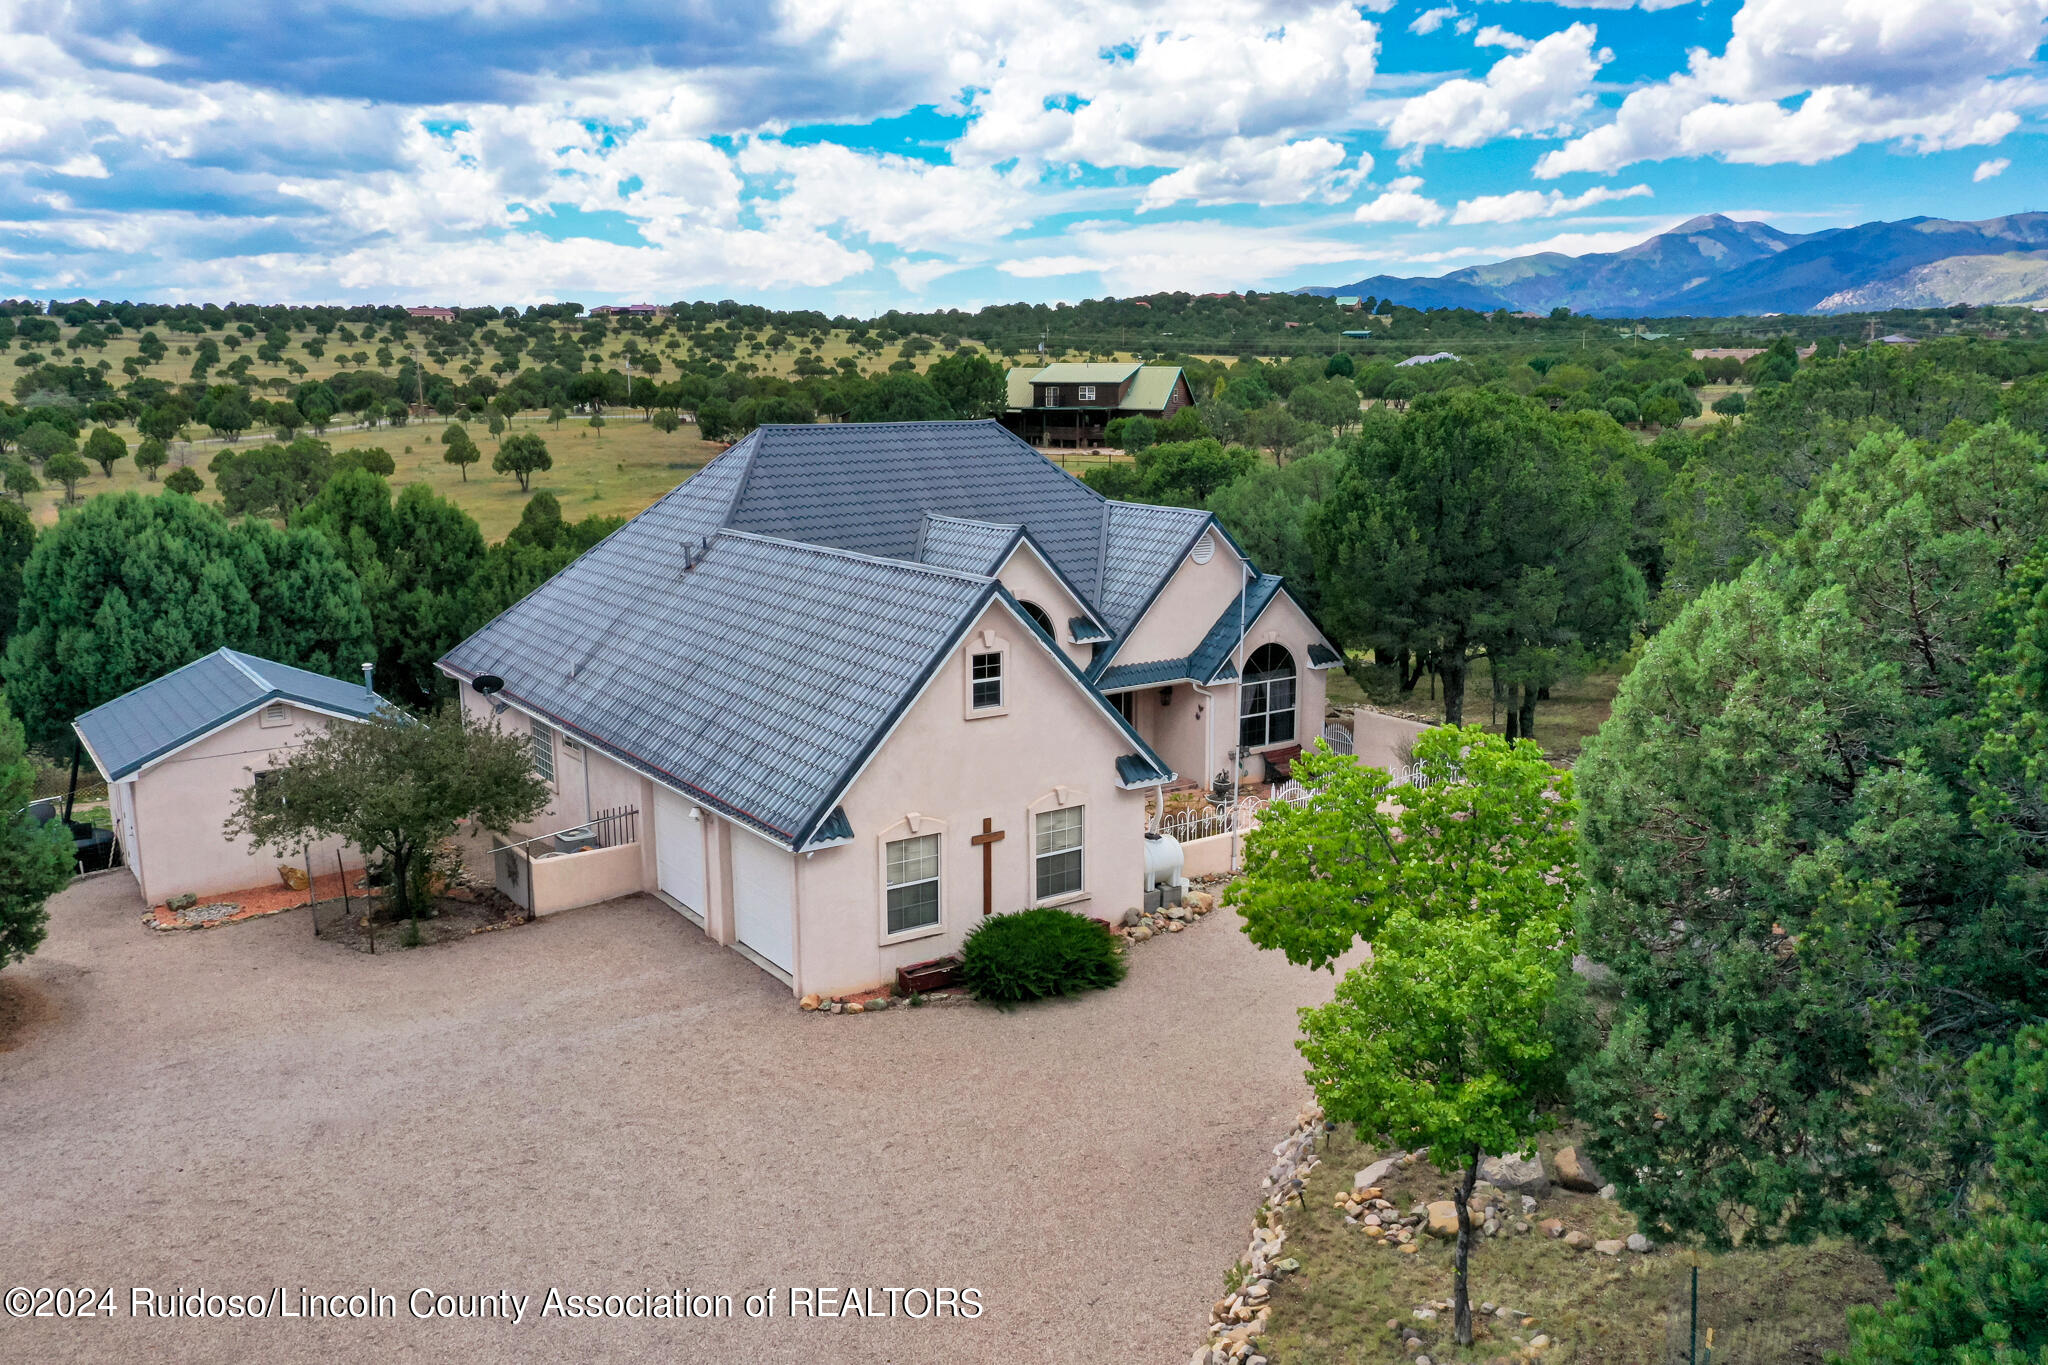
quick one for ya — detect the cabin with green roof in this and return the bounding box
[1001,362,1194,448]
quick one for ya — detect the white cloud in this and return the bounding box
[1473,26,1534,51]
[1388,23,1613,161]
[1537,0,2048,176]
[1975,156,2012,179]
[739,140,1030,251]
[995,217,1369,293]
[1139,137,1368,208]
[1354,176,1447,224]
[1410,6,1460,35]
[1448,182,1652,224]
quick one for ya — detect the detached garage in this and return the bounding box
[73,648,388,909]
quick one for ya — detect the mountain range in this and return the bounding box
[1302,213,2048,317]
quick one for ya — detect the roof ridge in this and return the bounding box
[714,529,995,584]
[217,648,273,692]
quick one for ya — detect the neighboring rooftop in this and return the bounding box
[1394,351,1460,367]
[75,648,385,781]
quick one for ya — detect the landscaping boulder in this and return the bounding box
[1479,1151,1550,1196]
[1594,1238,1625,1257]
[1553,1145,1604,1193]
[1355,1156,1401,1191]
[1425,1201,1460,1237]
[1563,1230,1591,1251]
[1539,1218,1565,1238]
[1626,1233,1651,1253]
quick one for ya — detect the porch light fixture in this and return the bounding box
[1158,687,1173,706]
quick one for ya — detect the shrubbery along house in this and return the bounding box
[439,419,1340,998]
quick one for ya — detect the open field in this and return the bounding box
[16,413,1150,539]
[1329,654,1625,764]
[1257,1127,1890,1364]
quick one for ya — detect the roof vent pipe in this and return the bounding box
[361,661,375,695]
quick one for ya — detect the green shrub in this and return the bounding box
[958,907,1126,1005]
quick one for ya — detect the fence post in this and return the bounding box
[1689,1264,1698,1365]
[306,847,318,935]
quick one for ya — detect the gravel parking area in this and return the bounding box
[0,873,1345,1363]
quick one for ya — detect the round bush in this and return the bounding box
[958,907,1127,1006]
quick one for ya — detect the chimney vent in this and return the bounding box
[361,661,375,695]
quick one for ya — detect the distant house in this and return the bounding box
[73,650,388,908]
[406,306,457,321]
[1394,351,1459,367]
[1000,363,1195,448]
[1333,296,1361,310]
[592,303,668,318]
[1510,310,1544,320]
[1691,347,1766,362]
[1877,334,1919,347]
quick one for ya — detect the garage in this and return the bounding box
[652,787,707,916]
[729,828,795,975]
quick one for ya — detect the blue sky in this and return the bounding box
[1,0,2044,310]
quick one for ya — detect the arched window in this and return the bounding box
[1239,644,1296,749]
[1017,600,1055,638]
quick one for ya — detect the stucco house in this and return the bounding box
[73,649,387,908]
[437,420,1340,998]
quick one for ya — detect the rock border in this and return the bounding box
[1190,1103,1324,1365]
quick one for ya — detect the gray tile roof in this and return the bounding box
[918,513,1021,575]
[444,523,1000,847]
[1094,501,1212,636]
[720,422,1117,604]
[74,648,386,781]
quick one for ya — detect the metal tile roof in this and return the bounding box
[74,648,385,781]
[719,422,1116,604]
[1116,753,1172,786]
[1094,502,1213,637]
[918,513,1021,575]
[1120,367,1188,412]
[1069,616,1112,644]
[1308,642,1343,668]
[1188,575,1287,684]
[443,524,998,847]
[1026,362,1142,385]
[1095,657,1201,691]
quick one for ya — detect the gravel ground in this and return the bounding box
[0,872,1347,1364]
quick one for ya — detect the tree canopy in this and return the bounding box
[0,690,73,972]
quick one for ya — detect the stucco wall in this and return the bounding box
[1111,527,1247,665]
[124,704,364,906]
[500,840,646,916]
[793,599,1154,999]
[993,543,1094,668]
[1350,707,1434,776]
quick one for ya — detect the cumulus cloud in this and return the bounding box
[1410,6,1460,35]
[1976,156,2013,179]
[1473,26,1534,51]
[1139,138,1368,209]
[994,217,1369,293]
[1354,176,1447,225]
[1536,0,2048,177]
[1388,23,1613,162]
[1447,182,1652,224]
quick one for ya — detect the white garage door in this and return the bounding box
[730,830,795,975]
[653,787,707,914]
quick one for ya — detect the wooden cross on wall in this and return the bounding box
[970,818,1005,917]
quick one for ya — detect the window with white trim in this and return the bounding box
[1043,385,1062,406]
[970,651,1003,710]
[1034,805,1084,900]
[1077,384,1096,402]
[1109,691,1135,723]
[1239,643,1297,749]
[1017,600,1054,637]
[529,718,557,783]
[884,833,942,935]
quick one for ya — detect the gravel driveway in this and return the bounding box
[0,874,1343,1363]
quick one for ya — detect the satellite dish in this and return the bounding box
[472,675,505,696]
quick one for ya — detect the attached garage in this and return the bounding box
[652,787,707,916]
[729,828,795,976]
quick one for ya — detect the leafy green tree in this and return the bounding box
[3,462,39,502]
[1573,422,2048,1271]
[133,436,168,481]
[0,499,32,635]
[82,426,126,477]
[440,424,480,481]
[1711,391,1747,416]
[1837,1028,2048,1364]
[163,466,203,496]
[492,432,552,492]
[847,372,953,423]
[137,405,185,445]
[225,706,549,925]
[0,690,74,970]
[547,404,567,430]
[926,350,1008,419]
[43,450,88,503]
[1206,449,1340,613]
[486,409,506,440]
[1083,437,1255,507]
[1,493,372,744]
[651,408,680,435]
[214,436,335,519]
[1324,351,1356,378]
[298,470,487,707]
[1242,729,1582,1347]
[18,424,73,468]
[207,395,251,441]
[336,446,396,477]
[1309,389,1643,727]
